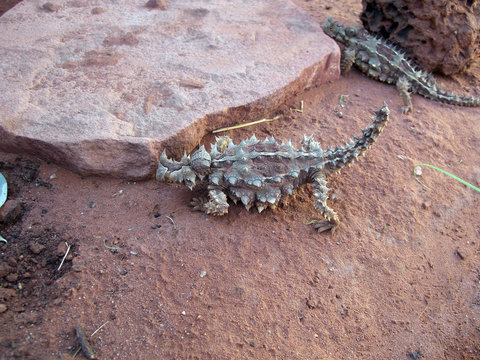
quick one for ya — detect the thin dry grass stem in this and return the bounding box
[212,115,281,134]
[57,242,71,271]
[165,215,176,230]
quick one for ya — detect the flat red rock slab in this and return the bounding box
[0,0,339,179]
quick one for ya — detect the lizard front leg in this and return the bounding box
[312,175,340,233]
[191,188,229,216]
[396,75,413,114]
[340,47,356,74]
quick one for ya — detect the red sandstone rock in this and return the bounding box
[0,0,339,179]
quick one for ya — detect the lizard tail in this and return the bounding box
[414,73,480,107]
[324,103,389,173]
[427,89,480,107]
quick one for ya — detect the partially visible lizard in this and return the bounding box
[322,17,480,114]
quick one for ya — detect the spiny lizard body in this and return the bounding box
[156,104,389,233]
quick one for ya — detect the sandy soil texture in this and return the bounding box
[1,1,479,359]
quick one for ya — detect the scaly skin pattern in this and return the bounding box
[322,17,480,114]
[156,104,389,233]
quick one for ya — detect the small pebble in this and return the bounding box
[5,273,18,283]
[72,265,83,272]
[42,2,59,12]
[91,6,106,15]
[145,0,168,10]
[199,270,207,278]
[456,248,466,260]
[29,241,46,255]
[0,303,7,313]
[414,166,422,176]
[56,242,70,257]
[0,262,11,278]
[421,201,431,210]
[7,257,17,267]
[0,199,22,224]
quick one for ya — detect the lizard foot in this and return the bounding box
[190,189,229,216]
[401,105,412,114]
[312,218,339,234]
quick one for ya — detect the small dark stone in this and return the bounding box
[41,209,48,214]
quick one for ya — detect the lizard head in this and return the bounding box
[156,145,211,190]
[322,17,359,44]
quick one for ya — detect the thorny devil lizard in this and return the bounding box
[322,17,480,114]
[156,104,389,233]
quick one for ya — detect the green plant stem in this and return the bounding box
[414,163,480,193]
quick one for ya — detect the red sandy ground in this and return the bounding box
[1,1,479,359]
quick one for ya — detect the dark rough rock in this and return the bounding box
[361,0,480,75]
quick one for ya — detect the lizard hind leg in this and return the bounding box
[312,175,340,233]
[191,189,229,216]
[396,75,413,114]
[340,47,356,74]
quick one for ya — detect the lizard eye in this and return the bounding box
[345,26,357,37]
